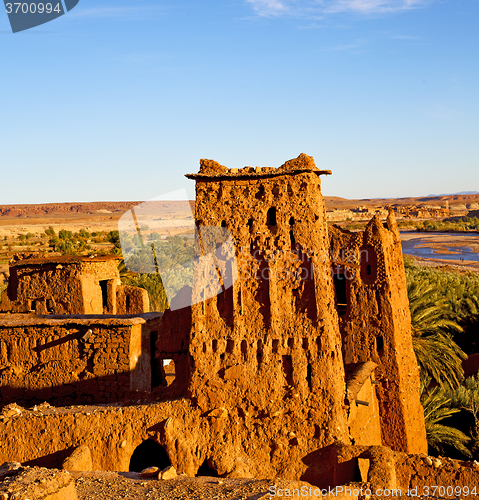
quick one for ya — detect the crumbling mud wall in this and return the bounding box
[344,362,382,447]
[329,213,427,454]
[0,313,162,407]
[0,400,194,472]
[0,254,148,315]
[335,443,479,498]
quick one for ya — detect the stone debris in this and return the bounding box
[160,466,177,480]
[0,466,77,500]
[0,462,21,481]
[0,404,23,420]
[140,467,160,479]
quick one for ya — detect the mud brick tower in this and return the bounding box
[185,154,351,474]
[329,216,427,454]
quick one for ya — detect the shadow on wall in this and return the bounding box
[300,444,359,489]
[0,361,185,409]
[24,447,77,469]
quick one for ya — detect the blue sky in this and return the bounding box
[0,0,478,203]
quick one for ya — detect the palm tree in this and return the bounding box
[408,278,466,390]
[421,377,472,457]
[448,376,479,458]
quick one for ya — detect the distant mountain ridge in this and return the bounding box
[427,191,479,196]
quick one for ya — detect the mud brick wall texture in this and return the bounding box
[0,254,149,315]
[329,215,427,454]
[0,314,162,407]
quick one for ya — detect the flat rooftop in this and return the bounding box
[10,254,120,268]
[0,312,163,327]
[186,153,332,180]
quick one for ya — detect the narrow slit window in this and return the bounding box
[332,268,348,316]
[267,207,277,226]
[99,280,108,311]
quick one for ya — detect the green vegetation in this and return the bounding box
[398,216,479,232]
[47,227,92,255]
[118,233,194,312]
[420,378,471,457]
[406,256,479,457]
[408,278,466,390]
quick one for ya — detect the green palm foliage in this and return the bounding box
[421,378,472,457]
[408,278,466,390]
[447,376,479,457]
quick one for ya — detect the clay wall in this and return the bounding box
[0,399,353,485]
[0,400,192,472]
[336,444,479,498]
[185,155,350,453]
[344,362,382,447]
[115,284,150,315]
[0,255,149,315]
[329,212,427,454]
[0,313,163,407]
[394,452,479,496]
[3,406,479,491]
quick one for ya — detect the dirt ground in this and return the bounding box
[72,472,312,500]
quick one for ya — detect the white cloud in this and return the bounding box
[246,0,288,16]
[245,0,430,17]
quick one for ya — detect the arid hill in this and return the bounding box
[323,193,479,210]
[1,194,477,222]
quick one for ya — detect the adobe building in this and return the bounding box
[0,312,163,407]
[0,254,149,315]
[0,154,431,488]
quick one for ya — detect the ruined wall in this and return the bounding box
[394,452,479,496]
[0,399,350,486]
[0,255,121,314]
[333,443,479,498]
[0,313,162,407]
[0,400,192,472]
[329,212,427,454]
[0,255,149,315]
[115,284,150,315]
[344,362,382,447]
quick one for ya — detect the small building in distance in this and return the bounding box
[0,254,149,315]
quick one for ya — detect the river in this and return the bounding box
[400,232,479,263]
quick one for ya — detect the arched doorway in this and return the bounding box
[196,458,219,477]
[129,439,171,472]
